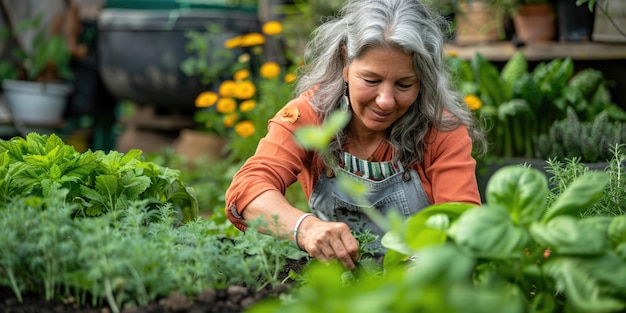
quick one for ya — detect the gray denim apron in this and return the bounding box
[308,160,431,255]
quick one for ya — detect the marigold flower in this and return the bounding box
[284,73,296,83]
[262,21,283,35]
[234,120,255,138]
[260,62,281,79]
[235,80,256,100]
[464,94,482,111]
[278,106,300,124]
[239,99,256,112]
[234,69,250,81]
[225,36,243,49]
[216,97,237,114]
[240,32,265,47]
[219,80,237,97]
[195,91,218,108]
[223,113,239,128]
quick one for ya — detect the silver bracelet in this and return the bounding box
[292,213,314,250]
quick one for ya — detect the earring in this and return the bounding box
[340,82,349,112]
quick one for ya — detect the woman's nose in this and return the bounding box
[376,84,395,109]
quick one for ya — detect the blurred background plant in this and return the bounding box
[536,107,626,163]
[447,50,626,159]
[183,19,299,162]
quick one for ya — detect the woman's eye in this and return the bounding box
[364,79,378,84]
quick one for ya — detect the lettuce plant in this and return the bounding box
[0,132,198,223]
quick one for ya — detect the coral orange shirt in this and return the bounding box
[225,91,480,231]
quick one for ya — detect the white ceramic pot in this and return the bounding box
[2,79,73,125]
[592,0,626,42]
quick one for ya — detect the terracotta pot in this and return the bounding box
[455,1,499,44]
[174,129,229,163]
[513,4,556,43]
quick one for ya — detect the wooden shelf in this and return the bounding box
[444,41,626,62]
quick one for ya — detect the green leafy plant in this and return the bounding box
[448,51,625,158]
[250,164,626,313]
[0,132,198,223]
[0,13,73,82]
[546,144,626,217]
[0,189,308,312]
[536,107,625,163]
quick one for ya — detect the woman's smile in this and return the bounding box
[343,46,420,134]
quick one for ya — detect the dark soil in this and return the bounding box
[1,259,308,313]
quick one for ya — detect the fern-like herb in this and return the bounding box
[546,144,626,217]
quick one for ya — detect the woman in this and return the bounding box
[225,0,486,270]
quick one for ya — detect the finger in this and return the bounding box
[330,239,356,271]
[340,231,360,263]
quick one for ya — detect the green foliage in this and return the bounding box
[448,51,626,159]
[251,164,626,313]
[536,107,625,163]
[180,23,237,86]
[546,144,626,217]
[0,14,73,81]
[0,133,198,223]
[0,192,308,312]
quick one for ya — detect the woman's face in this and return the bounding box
[342,46,420,135]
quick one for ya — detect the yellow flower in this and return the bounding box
[284,73,296,83]
[464,94,483,111]
[448,50,458,57]
[219,80,237,97]
[262,21,283,35]
[216,97,237,114]
[224,36,243,49]
[224,113,239,128]
[195,91,218,108]
[240,33,265,47]
[260,62,280,79]
[239,99,256,112]
[234,120,255,138]
[235,80,256,100]
[234,69,250,81]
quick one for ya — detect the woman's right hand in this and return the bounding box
[296,215,360,271]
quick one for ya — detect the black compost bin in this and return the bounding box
[97,2,259,112]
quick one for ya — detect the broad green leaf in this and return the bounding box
[608,215,626,248]
[448,205,529,259]
[405,202,473,250]
[542,258,625,312]
[529,216,610,255]
[295,110,350,150]
[405,244,474,286]
[542,171,608,222]
[579,251,626,290]
[486,166,547,226]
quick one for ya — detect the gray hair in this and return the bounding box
[295,0,486,168]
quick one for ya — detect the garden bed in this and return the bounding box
[1,258,308,313]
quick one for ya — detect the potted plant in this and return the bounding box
[453,0,503,44]
[0,5,74,126]
[486,0,556,43]
[577,0,626,42]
